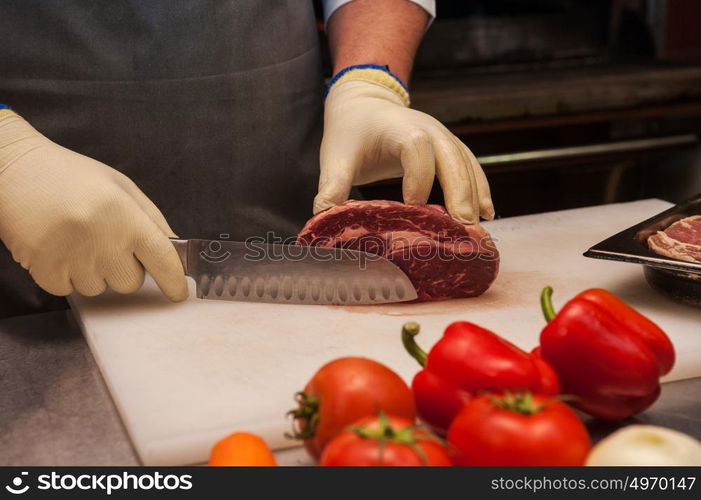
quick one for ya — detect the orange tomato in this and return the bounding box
[208,432,277,466]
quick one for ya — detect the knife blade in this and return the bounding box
[170,239,418,305]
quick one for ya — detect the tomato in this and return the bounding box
[208,432,277,466]
[288,357,415,459]
[320,414,452,466]
[447,392,591,466]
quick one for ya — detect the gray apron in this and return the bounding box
[0,0,323,317]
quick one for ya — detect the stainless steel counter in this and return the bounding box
[1,309,699,466]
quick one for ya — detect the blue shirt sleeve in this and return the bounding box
[322,0,436,25]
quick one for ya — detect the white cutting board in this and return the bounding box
[69,199,701,465]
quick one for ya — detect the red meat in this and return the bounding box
[648,215,701,263]
[296,200,499,301]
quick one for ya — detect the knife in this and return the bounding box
[170,238,418,305]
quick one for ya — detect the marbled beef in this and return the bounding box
[648,215,701,263]
[296,200,499,301]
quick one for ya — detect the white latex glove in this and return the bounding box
[0,110,188,300]
[315,68,494,223]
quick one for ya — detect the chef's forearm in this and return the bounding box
[326,0,429,85]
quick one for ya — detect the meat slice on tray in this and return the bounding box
[647,215,701,263]
[296,200,499,301]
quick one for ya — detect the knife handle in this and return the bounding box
[170,238,189,275]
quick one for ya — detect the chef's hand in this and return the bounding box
[315,68,494,224]
[0,110,188,300]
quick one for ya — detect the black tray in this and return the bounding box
[584,194,701,307]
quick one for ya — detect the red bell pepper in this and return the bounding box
[537,286,675,421]
[402,321,560,435]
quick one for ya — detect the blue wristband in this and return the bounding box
[324,64,409,98]
[0,104,9,110]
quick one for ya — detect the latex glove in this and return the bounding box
[0,110,188,300]
[315,68,494,224]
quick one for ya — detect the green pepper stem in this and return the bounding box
[402,322,427,367]
[540,286,557,323]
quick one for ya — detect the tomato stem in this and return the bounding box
[489,391,546,415]
[540,286,557,323]
[350,412,433,465]
[402,322,427,367]
[285,392,320,441]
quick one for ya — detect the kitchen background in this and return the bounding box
[315,0,701,217]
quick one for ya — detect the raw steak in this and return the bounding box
[296,200,499,301]
[647,215,701,263]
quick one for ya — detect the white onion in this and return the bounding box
[586,425,701,466]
